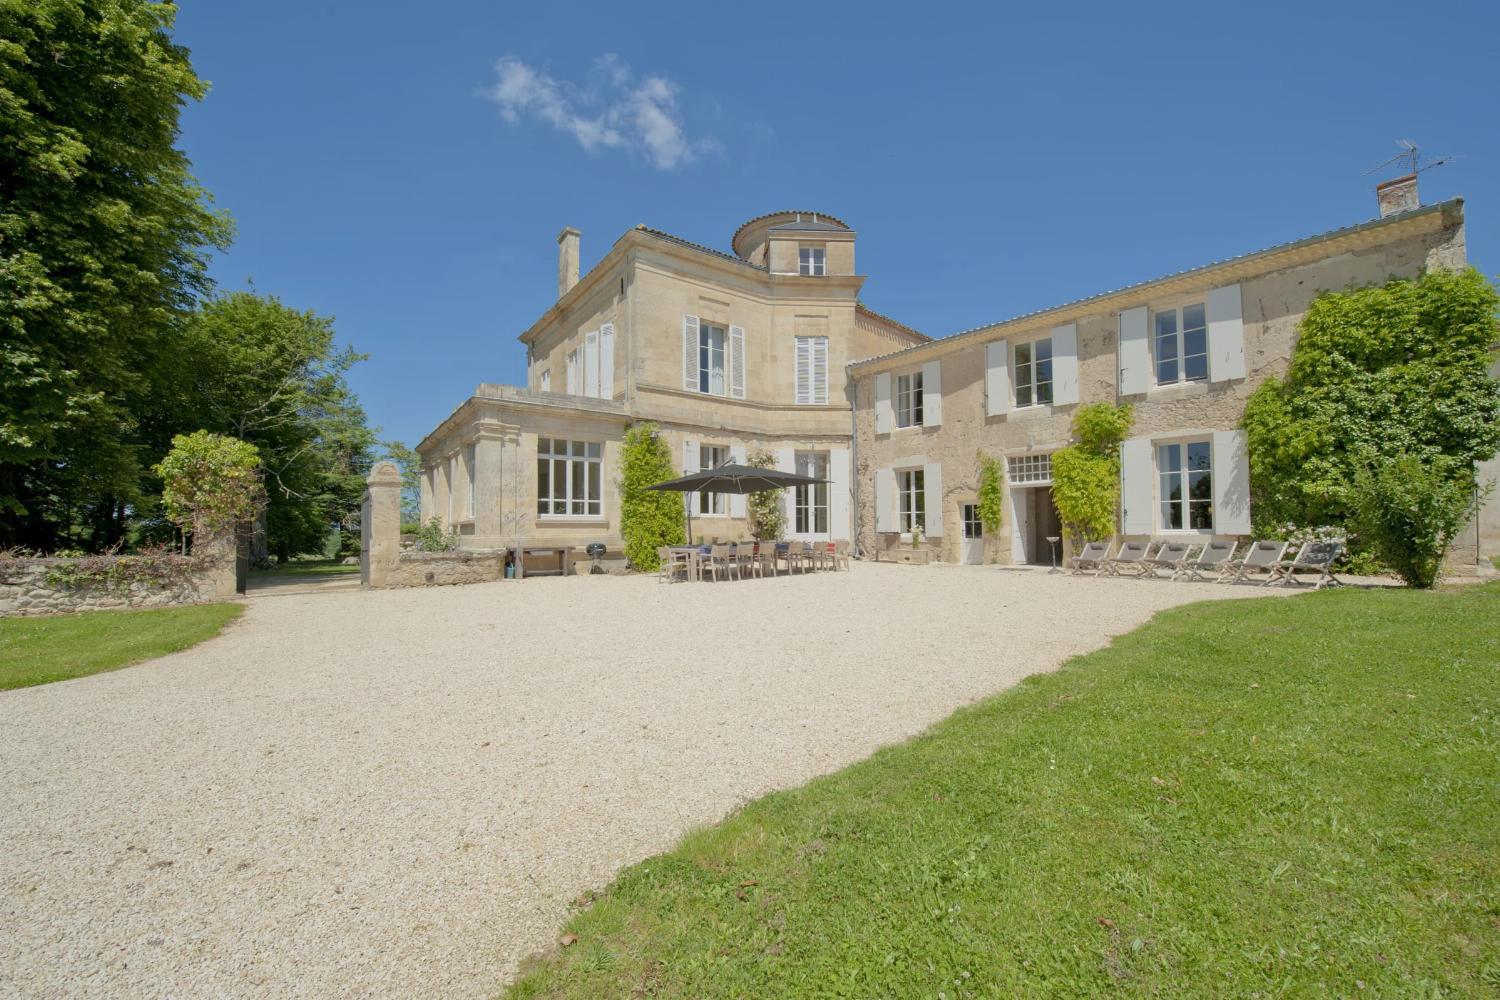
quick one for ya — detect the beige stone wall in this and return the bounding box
[383,550,505,588]
[528,260,628,400]
[854,208,1471,565]
[0,542,237,618]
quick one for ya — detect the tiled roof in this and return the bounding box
[856,303,931,343]
[848,199,1463,371]
[632,225,768,270]
[767,219,851,233]
[731,210,851,256]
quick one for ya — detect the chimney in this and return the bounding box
[557,227,580,298]
[1376,174,1419,218]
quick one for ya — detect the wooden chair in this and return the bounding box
[1266,539,1345,590]
[1174,539,1237,582]
[656,546,689,584]
[832,540,851,571]
[703,543,733,582]
[1219,539,1289,584]
[1069,540,1112,576]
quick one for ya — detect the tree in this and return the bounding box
[617,423,685,571]
[1051,403,1133,546]
[1243,267,1500,552]
[745,449,786,541]
[154,431,264,540]
[0,0,231,547]
[381,441,423,525]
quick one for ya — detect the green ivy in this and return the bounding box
[1243,267,1500,557]
[1051,402,1133,546]
[745,449,786,541]
[977,454,1003,541]
[618,422,686,571]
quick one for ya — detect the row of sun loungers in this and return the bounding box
[1070,538,1345,589]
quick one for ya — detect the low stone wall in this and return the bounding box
[0,555,229,618]
[385,550,505,588]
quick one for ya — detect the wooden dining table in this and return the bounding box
[668,543,788,581]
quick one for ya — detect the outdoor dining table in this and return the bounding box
[668,543,789,581]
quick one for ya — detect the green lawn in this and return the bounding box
[0,603,244,691]
[251,557,359,578]
[509,585,1500,998]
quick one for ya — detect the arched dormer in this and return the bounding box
[731,211,856,275]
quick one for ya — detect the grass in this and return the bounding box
[0,603,244,691]
[250,557,359,578]
[509,585,1500,998]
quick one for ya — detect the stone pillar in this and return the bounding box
[193,518,240,598]
[362,461,403,588]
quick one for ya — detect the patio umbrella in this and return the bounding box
[647,462,826,543]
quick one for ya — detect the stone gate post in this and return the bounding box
[362,461,403,588]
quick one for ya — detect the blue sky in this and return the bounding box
[175,0,1500,450]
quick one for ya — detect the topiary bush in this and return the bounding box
[1051,403,1133,546]
[1351,454,1483,588]
[618,422,685,571]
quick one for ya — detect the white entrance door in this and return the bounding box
[960,503,983,565]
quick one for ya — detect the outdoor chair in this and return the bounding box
[1265,539,1345,590]
[656,546,690,584]
[734,543,756,579]
[783,542,805,574]
[1143,539,1200,578]
[1101,539,1153,577]
[1069,540,1112,576]
[703,543,733,582]
[832,540,851,571]
[1218,539,1288,584]
[814,541,836,571]
[1174,538,1237,582]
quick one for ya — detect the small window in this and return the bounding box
[537,438,603,518]
[799,246,826,276]
[1154,303,1208,385]
[895,372,924,428]
[696,444,728,515]
[1007,454,1053,485]
[698,323,727,396]
[962,504,982,539]
[1157,440,1212,531]
[1014,337,1054,408]
[898,468,926,534]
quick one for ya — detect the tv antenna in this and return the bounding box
[1364,139,1461,177]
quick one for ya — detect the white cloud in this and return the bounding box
[484,54,717,170]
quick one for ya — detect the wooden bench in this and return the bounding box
[512,546,576,578]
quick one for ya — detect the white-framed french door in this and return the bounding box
[790,450,830,540]
[960,503,983,564]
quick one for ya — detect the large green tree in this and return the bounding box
[1242,267,1500,538]
[0,0,230,546]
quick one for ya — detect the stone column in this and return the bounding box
[362,461,404,588]
[193,518,240,598]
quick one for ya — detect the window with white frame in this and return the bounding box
[799,246,826,276]
[537,438,602,517]
[696,444,728,515]
[794,451,829,534]
[1014,337,1054,407]
[898,468,926,533]
[566,350,579,395]
[794,336,829,404]
[1157,439,1212,531]
[1154,303,1208,385]
[698,323,727,396]
[540,370,551,393]
[962,504,983,539]
[445,456,455,524]
[466,445,477,518]
[895,371,924,428]
[1007,453,1053,485]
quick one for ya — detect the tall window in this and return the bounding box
[537,438,602,517]
[896,372,924,428]
[1014,337,1054,407]
[794,451,829,534]
[799,246,826,276]
[466,445,476,518]
[794,336,829,404]
[898,468,926,533]
[1158,440,1212,530]
[698,323,727,396]
[446,457,455,524]
[697,444,727,515]
[1154,303,1208,385]
[962,504,982,539]
[540,370,551,393]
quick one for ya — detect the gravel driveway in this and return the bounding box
[0,563,1286,998]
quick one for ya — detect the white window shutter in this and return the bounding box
[794,337,811,404]
[875,373,893,434]
[683,440,700,521]
[729,445,747,518]
[1207,284,1246,382]
[1051,323,1079,406]
[584,329,600,398]
[922,359,942,427]
[923,462,943,536]
[874,467,895,533]
[1118,307,1150,396]
[777,447,795,524]
[829,447,850,540]
[813,337,828,404]
[1120,437,1154,535]
[985,340,1009,416]
[682,315,699,391]
[1211,429,1252,535]
[566,351,579,395]
[599,323,615,400]
[729,325,746,399]
[540,370,551,393]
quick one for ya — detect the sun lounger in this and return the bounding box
[1143,539,1200,578]
[1102,539,1153,577]
[1069,540,1112,575]
[1173,538,1237,582]
[1218,539,1288,584]
[1265,539,1344,590]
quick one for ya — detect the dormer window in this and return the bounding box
[799,246,826,276]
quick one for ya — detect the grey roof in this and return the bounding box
[767,219,852,233]
[632,225,768,271]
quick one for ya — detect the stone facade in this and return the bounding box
[0,538,237,618]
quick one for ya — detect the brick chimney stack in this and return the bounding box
[557,227,580,299]
[1376,174,1419,218]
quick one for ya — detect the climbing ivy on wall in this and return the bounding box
[618,422,686,572]
[977,454,1004,543]
[1051,403,1133,546]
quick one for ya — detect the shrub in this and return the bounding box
[411,517,458,552]
[745,449,786,541]
[154,431,265,537]
[1051,403,1133,546]
[618,422,685,571]
[977,454,1003,556]
[1351,454,1481,588]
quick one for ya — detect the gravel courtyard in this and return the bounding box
[0,563,1290,998]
